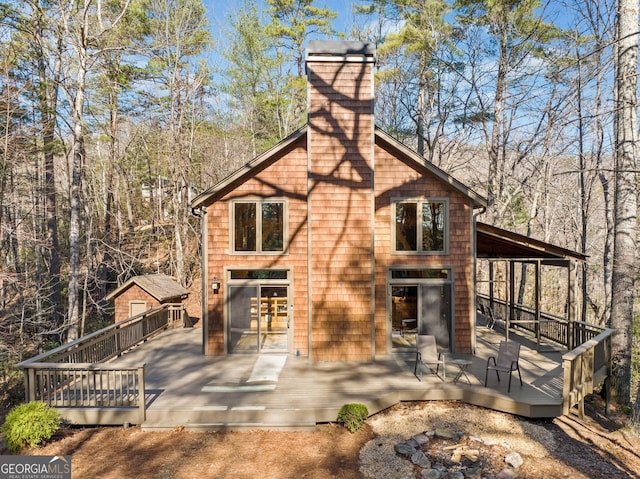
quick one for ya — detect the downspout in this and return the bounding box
[472,206,486,354]
[191,206,208,355]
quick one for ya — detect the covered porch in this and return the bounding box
[475,222,591,351]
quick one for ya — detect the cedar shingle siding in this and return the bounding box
[307,52,375,361]
[194,41,484,361]
[113,286,159,323]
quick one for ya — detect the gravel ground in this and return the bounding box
[359,401,557,479]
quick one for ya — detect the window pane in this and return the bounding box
[396,203,417,251]
[234,203,256,251]
[262,202,284,251]
[391,269,450,279]
[230,270,288,280]
[422,202,445,251]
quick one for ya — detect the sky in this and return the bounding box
[203,0,576,35]
[204,0,361,41]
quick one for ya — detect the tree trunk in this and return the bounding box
[35,3,63,340]
[66,1,90,342]
[487,15,508,222]
[610,0,638,408]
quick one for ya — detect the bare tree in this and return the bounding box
[610,0,637,408]
[58,0,131,341]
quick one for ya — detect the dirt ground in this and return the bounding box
[15,395,640,479]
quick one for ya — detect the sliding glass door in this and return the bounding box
[228,284,289,353]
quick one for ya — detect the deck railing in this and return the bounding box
[16,303,184,425]
[562,328,613,417]
[476,294,605,350]
[477,293,613,417]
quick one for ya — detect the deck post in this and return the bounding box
[567,260,576,350]
[138,365,146,424]
[24,368,34,402]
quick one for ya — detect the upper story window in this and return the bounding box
[394,199,447,253]
[233,200,285,253]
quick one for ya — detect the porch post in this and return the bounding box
[509,260,515,322]
[489,261,495,309]
[567,260,575,350]
[535,260,541,351]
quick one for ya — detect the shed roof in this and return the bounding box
[106,274,189,302]
[476,222,587,263]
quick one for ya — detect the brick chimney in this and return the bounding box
[305,41,376,361]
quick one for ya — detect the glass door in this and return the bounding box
[390,270,452,351]
[419,284,451,350]
[228,284,289,353]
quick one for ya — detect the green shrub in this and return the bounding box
[337,403,369,433]
[2,401,61,452]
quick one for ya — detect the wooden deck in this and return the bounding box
[109,321,566,431]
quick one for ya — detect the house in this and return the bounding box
[106,274,189,323]
[191,41,487,361]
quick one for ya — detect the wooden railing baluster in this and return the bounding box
[16,303,184,425]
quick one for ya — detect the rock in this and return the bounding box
[413,433,430,445]
[411,450,432,468]
[394,442,417,456]
[435,429,456,440]
[504,452,523,469]
[434,465,448,475]
[449,472,465,479]
[421,469,442,479]
[496,468,519,479]
[463,467,483,479]
[406,438,420,448]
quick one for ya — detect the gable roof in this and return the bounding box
[106,274,189,302]
[191,126,307,209]
[374,128,486,207]
[190,125,487,209]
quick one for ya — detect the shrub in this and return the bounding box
[337,403,368,433]
[2,401,61,452]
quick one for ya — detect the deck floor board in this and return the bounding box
[109,324,566,430]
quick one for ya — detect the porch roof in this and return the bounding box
[476,222,587,264]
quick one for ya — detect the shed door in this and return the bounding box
[129,301,147,317]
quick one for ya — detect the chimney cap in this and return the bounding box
[306,40,376,59]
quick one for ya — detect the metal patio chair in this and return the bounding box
[484,340,523,392]
[414,334,445,382]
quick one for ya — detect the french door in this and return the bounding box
[228,284,289,353]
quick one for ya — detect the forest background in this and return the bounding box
[1,0,639,428]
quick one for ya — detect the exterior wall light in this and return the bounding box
[211,277,221,294]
